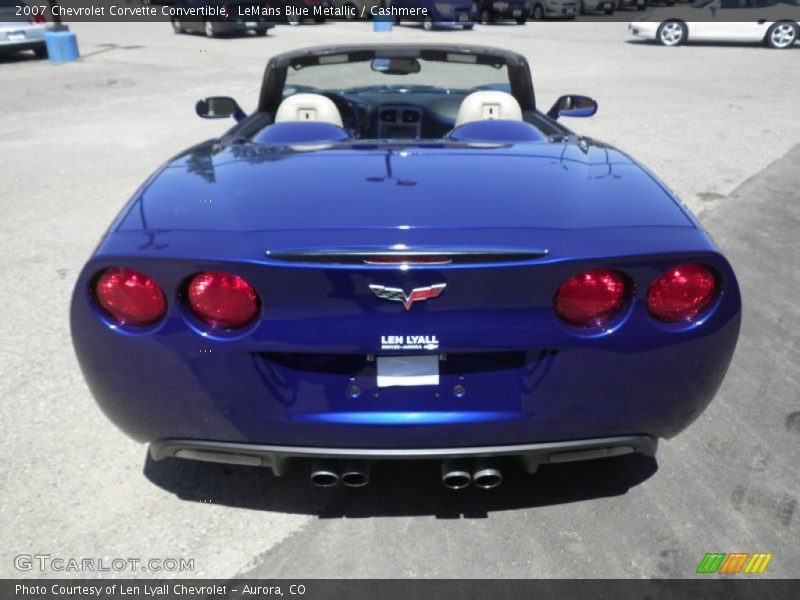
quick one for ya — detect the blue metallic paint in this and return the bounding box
[70,45,740,459]
[71,136,741,451]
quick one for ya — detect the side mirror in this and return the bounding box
[195,96,246,122]
[547,95,598,120]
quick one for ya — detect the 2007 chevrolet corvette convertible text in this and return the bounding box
[71,44,741,490]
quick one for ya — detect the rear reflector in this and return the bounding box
[95,268,167,326]
[187,271,260,329]
[646,263,717,322]
[554,268,626,328]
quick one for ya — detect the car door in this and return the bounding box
[691,0,767,40]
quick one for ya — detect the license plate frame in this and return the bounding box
[376,355,439,388]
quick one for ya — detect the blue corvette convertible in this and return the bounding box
[71,45,741,490]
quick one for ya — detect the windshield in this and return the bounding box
[284,59,510,97]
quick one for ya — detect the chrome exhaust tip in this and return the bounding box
[310,459,339,487]
[441,459,472,490]
[340,460,370,487]
[472,458,502,489]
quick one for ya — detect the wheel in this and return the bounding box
[604,6,614,14]
[287,13,301,25]
[423,16,434,29]
[532,3,543,19]
[171,18,183,34]
[637,0,647,9]
[516,16,526,23]
[657,20,686,46]
[33,44,47,59]
[255,27,268,36]
[765,22,797,49]
[203,19,216,37]
[394,15,401,24]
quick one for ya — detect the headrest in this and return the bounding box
[275,93,343,128]
[455,91,523,127]
[448,120,546,143]
[253,122,350,145]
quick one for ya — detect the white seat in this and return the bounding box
[454,91,523,128]
[274,93,343,128]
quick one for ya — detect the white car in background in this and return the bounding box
[628,0,800,48]
[0,0,47,58]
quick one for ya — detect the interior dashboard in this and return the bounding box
[321,90,467,140]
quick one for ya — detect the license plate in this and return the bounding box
[513,8,522,15]
[377,355,439,388]
[245,21,257,26]
[8,31,26,41]
[459,13,468,21]
[602,2,610,7]
[565,7,575,13]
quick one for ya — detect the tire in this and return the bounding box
[203,19,216,37]
[516,16,526,23]
[33,44,47,59]
[765,22,797,49]
[463,23,474,29]
[532,3,543,19]
[171,18,183,34]
[255,27,269,36]
[636,0,647,9]
[314,16,325,23]
[656,20,686,46]
[287,13,301,25]
[579,1,586,14]
[604,6,614,14]
[423,16,434,29]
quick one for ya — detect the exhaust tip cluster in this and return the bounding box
[310,458,504,489]
[442,459,503,490]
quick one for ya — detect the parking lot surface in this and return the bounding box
[1,21,798,579]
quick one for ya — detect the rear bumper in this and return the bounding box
[213,21,275,33]
[151,435,657,476]
[0,39,45,52]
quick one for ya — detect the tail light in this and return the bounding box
[187,271,260,329]
[554,268,626,328]
[646,263,717,323]
[29,15,46,24]
[95,268,167,326]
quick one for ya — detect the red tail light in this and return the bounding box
[95,268,167,326]
[187,271,260,329]
[646,263,717,322]
[29,15,46,24]
[554,268,626,328]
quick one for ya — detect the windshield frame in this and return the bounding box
[257,44,536,117]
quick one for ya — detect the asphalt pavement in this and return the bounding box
[1,21,798,579]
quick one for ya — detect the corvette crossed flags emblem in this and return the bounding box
[369,283,446,310]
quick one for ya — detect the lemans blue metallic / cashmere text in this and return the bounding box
[71,45,741,489]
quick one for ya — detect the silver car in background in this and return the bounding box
[580,0,617,13]
[0,0,47,58]
[529,0,578,18]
